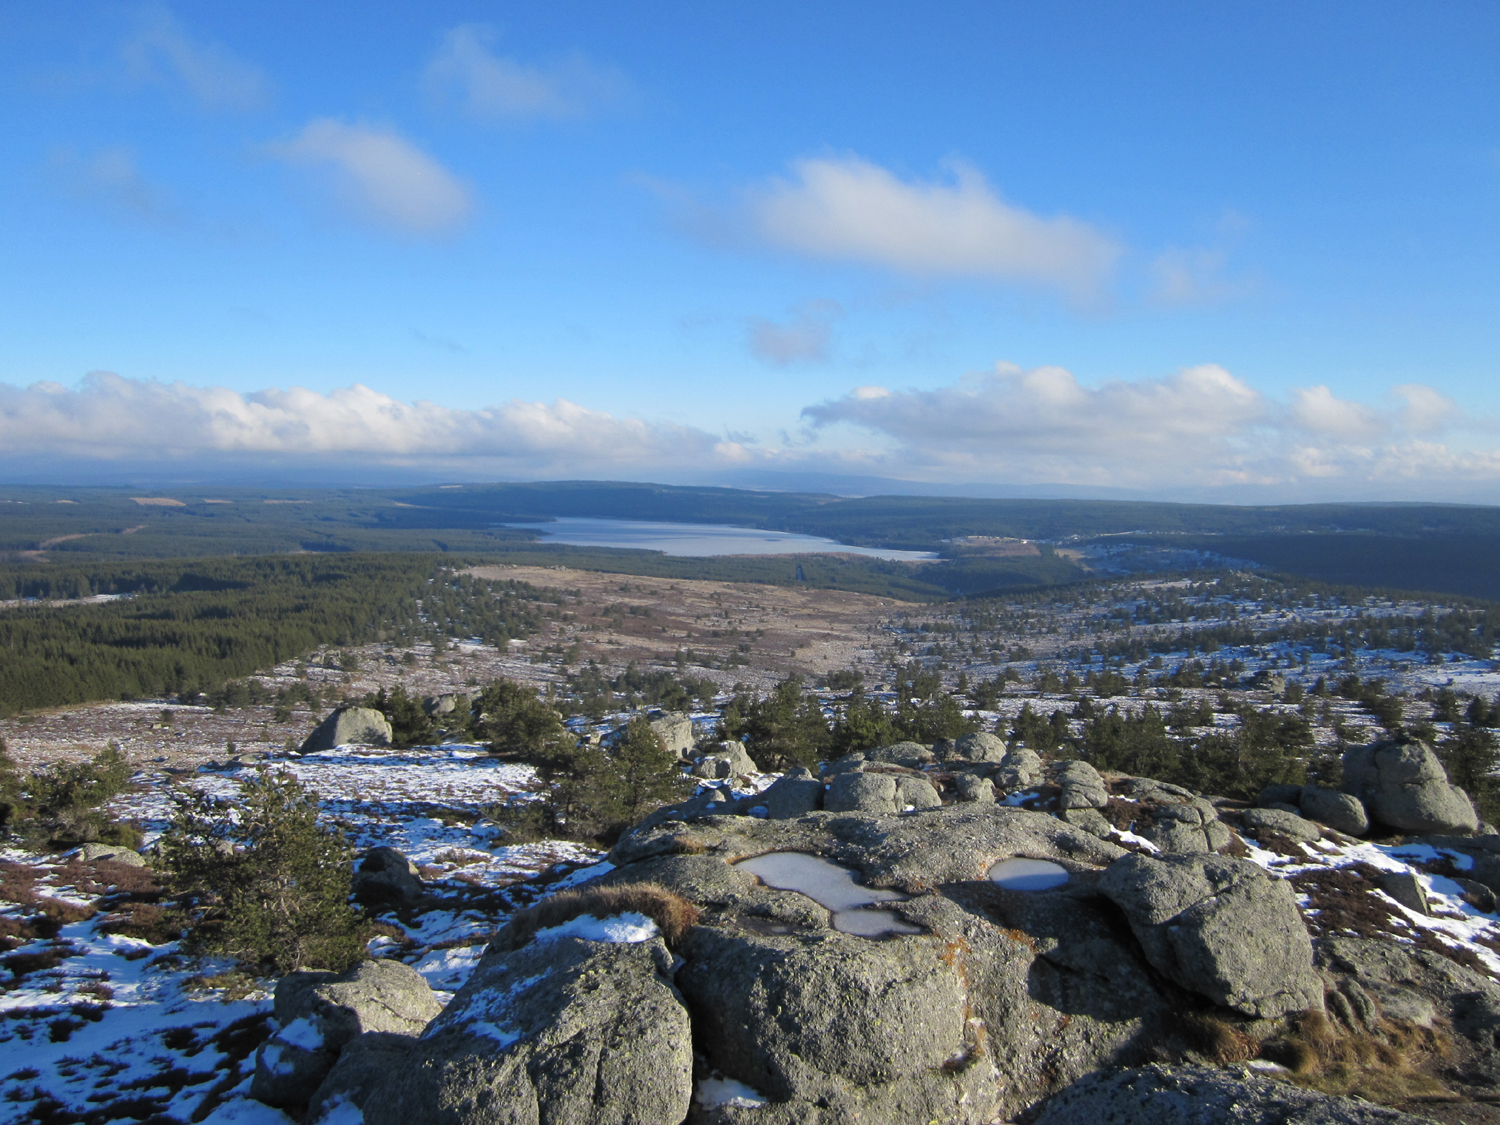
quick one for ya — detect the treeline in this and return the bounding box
[0,555,550,714]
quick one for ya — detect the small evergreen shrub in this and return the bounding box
[0,740,139,849]
[162,768,366,974]
[539,716,689,842]
[475,679,573,760]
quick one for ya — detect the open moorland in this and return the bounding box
[4,492,1500,1123]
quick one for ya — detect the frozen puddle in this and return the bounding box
[735,852,921,937]
[989,857,1070,890]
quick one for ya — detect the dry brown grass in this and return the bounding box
[1178,1011,1260,1065]
[1262,1007,1454,1104]
[489,883,698,953]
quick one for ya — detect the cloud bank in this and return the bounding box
[803,364,1493,496]
[267,120,472,234]
[0,369,1495,502]
[750,157,1121,301]
[0,373,745,475]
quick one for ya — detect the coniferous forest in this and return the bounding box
[0,554,550,714]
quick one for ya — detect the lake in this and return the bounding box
[502,516,937,561]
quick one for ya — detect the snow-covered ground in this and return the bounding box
[5,738,1499,1123]
[0,746,610,1124]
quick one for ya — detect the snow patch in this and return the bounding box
[696,1075,770,1108]
[532,911,661,944]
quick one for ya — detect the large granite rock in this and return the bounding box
[251,959,442,1108]
[955,772,996,803]
[693,742,760,779]
[649,711,698,759]
[1300,785,1369,835]
[1118,780,1231,854]
[306,1032,418,1124]
[947,731,1008,763]
[824,771,940,815]
[601,804,1182,1121]
[1056,760,1109,809]
[1239,806,1322,843]
[1031,1063,1434,1125]
[352,846,424,905]
[755,766,823,819]
[423,692,474,719]
[861,741,934,767]
[363,936,692,1125]
[79,842,146,867]
[996,746,1044,792]
[299,707,394,754]
[1098,852,1321,1018]
[1342,738,1478,834]
[1318,934,1500,1083]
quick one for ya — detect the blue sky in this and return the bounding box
[2,2,1499,500]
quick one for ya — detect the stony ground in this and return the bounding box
[4,741,1500,1123]
[3,569,1500,1120]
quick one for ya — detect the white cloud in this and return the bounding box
[746,301,842,365]
[267,120,472,234]
[424,25,630,120]
[122,6,269,111]
[805,362,1264,464]
[801,365,1493,495]
[2,371,1492,502]
[750,156,1121,300]
[52,146,180,226]
[0,374,746,476]
[1394,383,1457,433]
[1289,385,1383,439]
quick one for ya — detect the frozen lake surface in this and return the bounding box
[504,516,938,560]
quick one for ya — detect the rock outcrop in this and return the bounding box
[251,959,442,1107]
[754,766,822,819]
[1098,852,1322,1018]
[1299,784,1369,835]
[422,692,474,719]
[1342,737,1478,834]
[1056,759,1109,809]
[78,842,146,866]
[299,707,394,754]
[692,742,760,779]
[598,804,1163,1122]
[649,711,698,759]
[364,936,693,1125]
[256,735,1500,1124]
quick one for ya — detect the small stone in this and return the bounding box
[1374,871,1429,916]
[956,773,996,804]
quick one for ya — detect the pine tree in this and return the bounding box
[163,768,366,974]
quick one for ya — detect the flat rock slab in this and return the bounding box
[1030,1064,1436,1124]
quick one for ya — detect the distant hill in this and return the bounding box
[0,480,1496,602]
